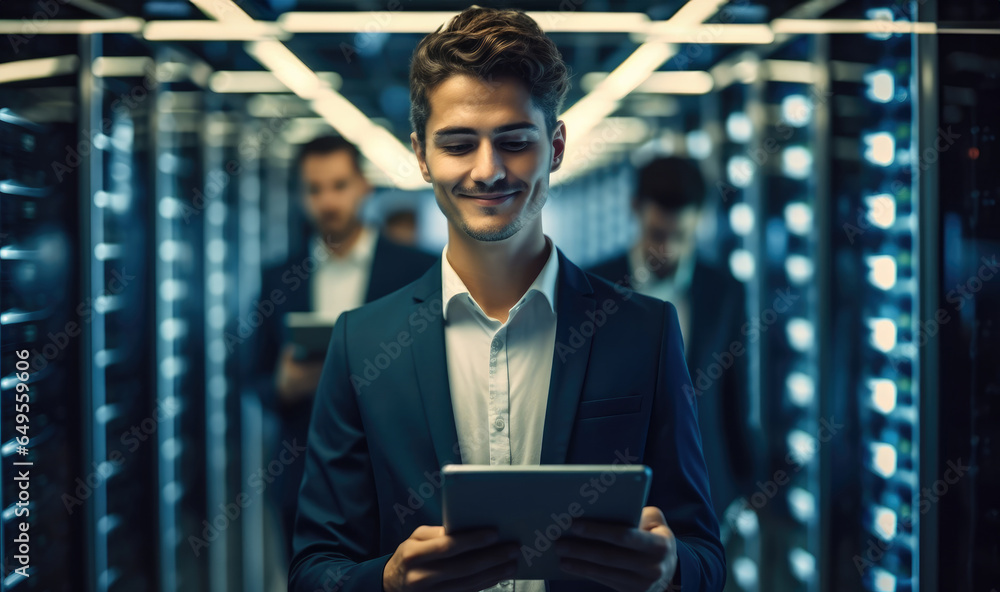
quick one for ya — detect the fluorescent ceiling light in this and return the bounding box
[529,12,650,33]
[279,11,650,33]
[764,59,817,84]
[0,17,143,34]
[144,21,287,40]
[246,95,311,118]
[210,70,342,93]
[637,71,714,94]
[555,0,728,182]
[669,0,730,25]
[581,71,714,94]
[309,92,383,149]
[245,40,326,99]
[189,0,254,23]
[630,95,680,117]
[280,11,457,33]
[92,56,154,77]
[642,23,774,44]
[311,90,425,189]
[242,7,423,189]
[559,42,676,141]
[0,55,79,84]
[771,19,936,35]
[568,117,651,146]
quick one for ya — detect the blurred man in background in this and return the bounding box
[588,155,759,522]
[251,134,436,563]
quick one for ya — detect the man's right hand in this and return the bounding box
[382,526,521,592]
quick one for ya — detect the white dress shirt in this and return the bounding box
[628,246,694,351]
[441,237,559,592]
[310,225,378,323]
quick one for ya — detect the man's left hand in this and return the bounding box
[554,506,678,592]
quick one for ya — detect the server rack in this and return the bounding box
[931,1,1000,590]
[755,36,825,592]
[149,49,210,592]
[702,36,828,592]
[78,34,159,592]
[0,106,82,590]
[825,2,925,590]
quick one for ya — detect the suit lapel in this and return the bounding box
[409,259,462,468]
[539,250,597,464]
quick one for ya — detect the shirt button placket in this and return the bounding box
[490,328,510,466]
[488,329,499,463]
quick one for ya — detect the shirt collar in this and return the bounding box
[441,235,559,322]
[629,244,696,292]
[312,225,379,264]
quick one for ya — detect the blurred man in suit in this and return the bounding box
[290,7,724,592]
[588,156,759,522]
[252,134,436,562]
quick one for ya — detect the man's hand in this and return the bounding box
[275,344,324,405]
[553,506,679,592]
[382,526,520,592]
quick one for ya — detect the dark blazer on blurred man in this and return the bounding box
[251,135,436,561]
[588,156,759,520]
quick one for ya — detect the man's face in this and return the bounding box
[411,73,565,242]
[636,203,700,279]
[300,151,371,242]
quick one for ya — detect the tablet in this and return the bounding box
[441,463,652,581]
[284,312,336,360]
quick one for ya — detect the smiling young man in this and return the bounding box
[289,7,724,592]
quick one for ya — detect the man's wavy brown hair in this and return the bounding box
[408,6,571,147]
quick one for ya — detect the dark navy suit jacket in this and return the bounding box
[289,248,725,592]
[587,254,758,519]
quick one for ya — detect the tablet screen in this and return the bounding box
[442,464,652,581]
